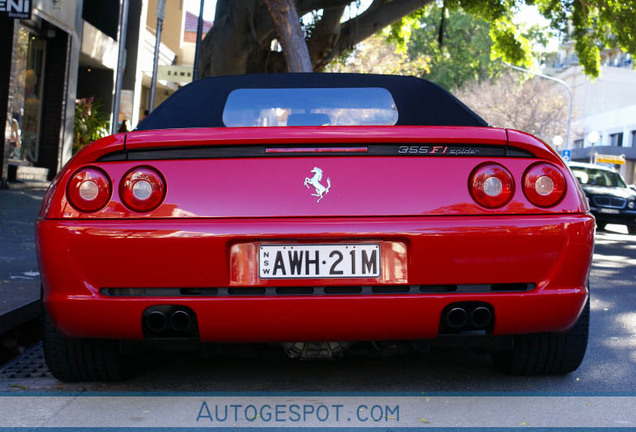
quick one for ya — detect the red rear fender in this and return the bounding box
[41,127,584,219]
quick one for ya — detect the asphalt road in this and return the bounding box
[0,184,46,335]
[1,226,634,394]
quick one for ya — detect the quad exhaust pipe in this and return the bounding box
[170,310,193,332]
[470,306,492,329]
[143,306,197,336]
[147,310,168,332]
[442,303,493,332]
[446,307,468,329]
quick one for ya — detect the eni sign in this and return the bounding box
[0,0,32,19]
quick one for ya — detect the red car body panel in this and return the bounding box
[37,122,594,344]
[41,127,585,220]
[37,129,594,340]
[38,214,592,341]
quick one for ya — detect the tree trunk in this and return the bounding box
[263,0,312,72]
[199,0,433,77]
[199,0,253,76]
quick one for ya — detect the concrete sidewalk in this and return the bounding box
[0,182,49,335]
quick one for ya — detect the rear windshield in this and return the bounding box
[571,167,627,188]
[222,87,398,127]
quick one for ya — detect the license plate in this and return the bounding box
[599,208,620,214]
[259,244,381,279]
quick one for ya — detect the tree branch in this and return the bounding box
[263,0,313,72]
[200,0,253,77]
[337,0,432,54]
[296,0,354,15]
[307,6,346,69]
[252,1,276,46]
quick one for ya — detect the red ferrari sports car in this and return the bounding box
[37,73,594,381]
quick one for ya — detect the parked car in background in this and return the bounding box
[569,161,636,233]
[37,74,594,381]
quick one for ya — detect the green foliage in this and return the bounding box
[533,0,636,77]
[327,34,431,76]
[386,9,427,54]
[572,0,602,77]
[73,97,110,154]
[383,2,538,90]
[405,6,508,90]
[450,0,515,22]
[489,18,533,68]
[524,24,553,49]
[356,0,634,79]
[452,0,533,70]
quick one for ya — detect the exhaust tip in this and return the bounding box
[170,310,192,332]
[143,305,199,338]
[147,310,168,332]
[470,306,492,329]
[446,307,468,329]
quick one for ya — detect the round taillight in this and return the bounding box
[120,166,166,212]
[67,167,112,212]
[469,163,514,208]
[523,163,566,207]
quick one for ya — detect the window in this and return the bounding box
[8,26,46,163]
[609,132,623,147]
[631,130,636,147]
[222,88,399,127]
[573,139,584,149]
[570,167,627,188]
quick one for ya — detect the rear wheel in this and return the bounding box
[627,225,636,235]
[43,312,134,382]
[596,222,607,231]
[492,299,589,375]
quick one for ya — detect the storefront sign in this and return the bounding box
[0,0,32,19]
[119,90,134,123]
[158,65,194,84]
[595,154,626,165]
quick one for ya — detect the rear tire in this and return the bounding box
[627,225,636,235]
[596,222,607,231]
[43,312,134,382]
[492,299,589,375]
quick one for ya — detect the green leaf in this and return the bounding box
[489,18,533,68]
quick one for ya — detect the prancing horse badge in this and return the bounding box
[303,167,331,203]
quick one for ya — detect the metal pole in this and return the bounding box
[193,0,205,81]
[502,62,573,150]
[149,0,166,114]
[587,131,600,164]
[111,0,130,135]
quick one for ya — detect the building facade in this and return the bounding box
[1,0,82,184]
[2,0,201,184]
[553,45,636,183]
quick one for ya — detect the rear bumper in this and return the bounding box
[36,215,594,341]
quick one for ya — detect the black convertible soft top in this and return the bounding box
[136,73,488,131]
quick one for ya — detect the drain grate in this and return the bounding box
[0,342,51,379]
